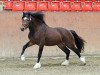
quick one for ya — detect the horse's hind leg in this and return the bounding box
[21,41,33,61]
[68,45,86,65]
[57,43,70,66]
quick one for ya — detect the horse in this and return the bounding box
[20,12,86,69]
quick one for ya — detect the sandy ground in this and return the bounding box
[0,56,100,75]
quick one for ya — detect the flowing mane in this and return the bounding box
[30,12,46,24]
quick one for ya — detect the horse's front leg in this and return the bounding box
[20,41,33,61]
[33,45,44,69]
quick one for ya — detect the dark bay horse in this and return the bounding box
[20,12,86,69]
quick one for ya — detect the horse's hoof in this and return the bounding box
[21,55,25,61]
[61,60,69,66]
[80,63,86,66]
[33,63,41,69]
[83,63,86,66]
[80,57,86,63]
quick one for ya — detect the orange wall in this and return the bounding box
[0,11,100,57]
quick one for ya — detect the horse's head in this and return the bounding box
[21,12,45,31]
[21,12,32,31]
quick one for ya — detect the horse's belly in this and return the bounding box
[45,42,60,46]
[45,42,59,46]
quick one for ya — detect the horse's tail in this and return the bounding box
[70,30,85,53]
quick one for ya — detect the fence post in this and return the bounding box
[0,1,3,11]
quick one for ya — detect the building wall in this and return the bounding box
[0,11,100,57]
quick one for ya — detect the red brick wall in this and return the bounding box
[0,11,100,57]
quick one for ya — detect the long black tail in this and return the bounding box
[70,30,85,53]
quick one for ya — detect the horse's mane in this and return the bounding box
[30,12,46,24]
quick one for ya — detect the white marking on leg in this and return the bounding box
[33,62,41,69]
[80,56,86,63]
[21,55,25,61]
[61,60,69,66]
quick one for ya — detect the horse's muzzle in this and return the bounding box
[20,23,29,31]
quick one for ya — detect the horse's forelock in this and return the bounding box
[22,12,45,25]
[22,12,31,18]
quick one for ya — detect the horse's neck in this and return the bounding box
[29,26,34,33]
[29,22,47,34]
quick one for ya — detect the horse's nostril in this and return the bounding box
[20,28,24,31]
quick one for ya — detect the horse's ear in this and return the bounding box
[30,16,32,21]
[23,12,25,15]
[29,14,32,21]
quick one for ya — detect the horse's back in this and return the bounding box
[55,27,72,37]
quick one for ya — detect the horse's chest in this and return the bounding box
[34,36,41,44]
[28,32,45,45]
